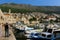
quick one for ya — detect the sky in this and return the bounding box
[0,0,60,6]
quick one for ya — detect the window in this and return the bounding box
[54,31,60,38]
[35,33,40,36]
[47,29,52,33]
[42,34,46,37]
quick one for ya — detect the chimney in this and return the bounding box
[9,9,11,14]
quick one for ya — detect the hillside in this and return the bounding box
[0,3,60,14]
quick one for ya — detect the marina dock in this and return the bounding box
[0,25,16,40]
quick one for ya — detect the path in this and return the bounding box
[0,24,16,40]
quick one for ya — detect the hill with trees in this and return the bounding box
[0,3,60,14]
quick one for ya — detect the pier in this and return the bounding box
[0,25,16,40]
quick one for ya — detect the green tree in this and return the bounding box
[29,17,37,21]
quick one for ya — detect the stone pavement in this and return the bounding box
[0,24,16,40]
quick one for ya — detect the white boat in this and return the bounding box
[40,28,60,40]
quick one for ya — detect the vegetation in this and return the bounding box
[0,3,60,14]
[29,17,37,21]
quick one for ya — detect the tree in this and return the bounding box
[49,19,54,24]
[29,17,37,21]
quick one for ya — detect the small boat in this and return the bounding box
[30,28,60,40]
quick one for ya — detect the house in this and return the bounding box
[44,15,57,21]
[20,15,29,25]
[0,9,16,24]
